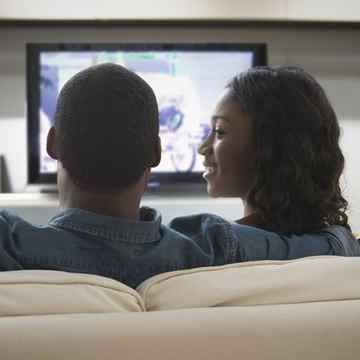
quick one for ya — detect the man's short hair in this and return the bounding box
[54,63,159,191]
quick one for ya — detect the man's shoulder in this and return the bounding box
[0,209,27,227]
[0,210,39,250]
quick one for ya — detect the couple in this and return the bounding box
[0,63,359,288]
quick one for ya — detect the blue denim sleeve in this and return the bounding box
[229,223,337,261]
[169,214,291,263]
[169,213,239,265]
[170,214,338,264]
[228,224,286,261]
[0,211,23,270]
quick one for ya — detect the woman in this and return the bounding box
[199,65,349,234]
[170,66,360,263]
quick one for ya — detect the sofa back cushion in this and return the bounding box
[0,270,144,316]
[137,256,360,311]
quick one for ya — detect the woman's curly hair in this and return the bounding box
[227,66,349,234]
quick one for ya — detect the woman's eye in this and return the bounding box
[213,128,226,137]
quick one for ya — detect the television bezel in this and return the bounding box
[26,42,267,185]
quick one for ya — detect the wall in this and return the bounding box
[1,0,360,21]
[0,0,287,21]
[0,23,359,229]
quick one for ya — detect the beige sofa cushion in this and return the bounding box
[138,255,360,311]
[0,270,144,316]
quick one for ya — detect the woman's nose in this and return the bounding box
[198,135,212,156]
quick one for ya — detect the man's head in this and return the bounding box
[47,63,161,195]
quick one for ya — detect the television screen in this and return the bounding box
[27,43,267,186]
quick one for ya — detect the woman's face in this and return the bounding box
[198,90,256,198]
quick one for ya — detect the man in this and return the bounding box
[0,64,358,288]
[0,63,226,288]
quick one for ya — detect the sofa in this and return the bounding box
[0,255,359,360]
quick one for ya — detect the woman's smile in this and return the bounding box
[203,163,217,180]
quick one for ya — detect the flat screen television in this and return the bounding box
[26,43,267,188]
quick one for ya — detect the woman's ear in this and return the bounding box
[150,136,161,168]
[46,126,58,160]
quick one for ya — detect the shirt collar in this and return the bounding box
[48,206,162,243]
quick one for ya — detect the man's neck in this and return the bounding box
[60,187,142,220]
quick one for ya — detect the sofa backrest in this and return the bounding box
[0,256,359,315]
[1,256,360,359]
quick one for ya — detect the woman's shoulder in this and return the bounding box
[321,225,360,256]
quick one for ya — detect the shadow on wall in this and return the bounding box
[0,156,12,193]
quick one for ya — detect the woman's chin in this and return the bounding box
[206,182,221,198]
[206,182,242,198]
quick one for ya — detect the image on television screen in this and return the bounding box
[31,45,266,183]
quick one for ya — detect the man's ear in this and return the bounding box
[46,126,58,160]
[150,136,161,168]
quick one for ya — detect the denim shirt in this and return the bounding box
[0,207,359,288]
